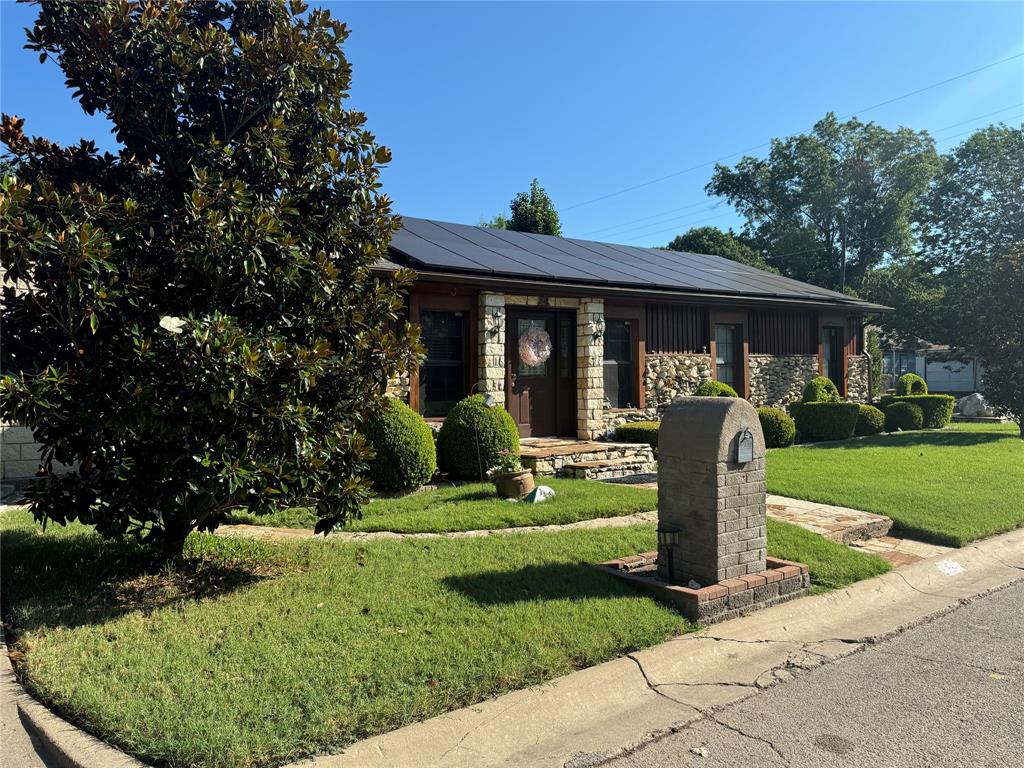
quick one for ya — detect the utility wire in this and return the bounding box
[562,52,1024,212]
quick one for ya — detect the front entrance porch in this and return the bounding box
[519,437,656,479]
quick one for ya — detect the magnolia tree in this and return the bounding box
[1,0,421,559]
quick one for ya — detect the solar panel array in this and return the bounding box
[389,217,886,309]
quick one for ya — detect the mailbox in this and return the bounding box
[736,428,754,464]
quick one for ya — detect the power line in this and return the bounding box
[577,199,714,237]
[562,51,1024,212]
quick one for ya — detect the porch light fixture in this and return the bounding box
[591,317,606,340]
[488,309,504,338]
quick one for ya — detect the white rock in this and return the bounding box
[958,393,994,417]
[524,485,556,503]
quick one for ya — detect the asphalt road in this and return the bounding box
[605,580,1024,768]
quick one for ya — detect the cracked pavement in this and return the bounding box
[602,580,1024,768]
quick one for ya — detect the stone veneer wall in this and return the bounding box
[385,371,411,402]
[644,354,713,410]
[748,354,818,408]
[479,292,507,407]
[846,354,870,403]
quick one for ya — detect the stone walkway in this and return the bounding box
[765,495,891,544]
[850,535,953,567]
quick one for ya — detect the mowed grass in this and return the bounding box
[227,477,658,533]
[767,422,1024,546]
[1,510,886,768]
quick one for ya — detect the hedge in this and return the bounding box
[895,372,928,396]
[885,401,924,432]
[436,395,520,479]
[694,380,738,397]
[801,375,841,403]
[362,399,437,492]
[614,421,660,448]
[877,394,954,429]
[854,404,885,436]
[757,407,796,448]
[789,401,860,442]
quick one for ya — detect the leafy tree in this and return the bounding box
[508,178,561,236]
[0,0,421,560]
[951,246,1024,437]
[922,124,1024,274]
[666,226,778,273]
[707,113,939,291]
[861,259,946,345]
[479,213,509,229]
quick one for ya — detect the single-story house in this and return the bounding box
[378,217,889,439]
[880,338,983,396]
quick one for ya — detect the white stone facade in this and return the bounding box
[846,355,870,403]
[576,298,605,439]
[748,354,819,408]
[478,291,507,407]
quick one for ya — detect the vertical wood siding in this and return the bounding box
[645,304,708,353]
[847,315,864,355]
[748,310,817,355]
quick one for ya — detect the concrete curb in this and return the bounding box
[298,526,1024,768]
[1,631,149,768]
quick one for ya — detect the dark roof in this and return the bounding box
[388,216,889,312]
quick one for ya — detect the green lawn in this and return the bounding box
[1,509,885,768]
[767,422,1024,547]
[226,477,658,533]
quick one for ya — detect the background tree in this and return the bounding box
[707,113,939,291]
[490,178,560,235]
[0,0,420,560]
[479,213,509,229]
[666,225,778,273]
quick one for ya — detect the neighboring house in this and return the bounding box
[880,339,983,396]
[380,217,887,439]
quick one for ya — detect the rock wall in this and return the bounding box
[846,354,870,403]
[748,355,818,408]
[644,354,713,410]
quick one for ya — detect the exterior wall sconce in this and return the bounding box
[487,309,504,338]
[591,317,606,340]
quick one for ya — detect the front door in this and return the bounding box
[507,309,576,437]
[822,326,843,391]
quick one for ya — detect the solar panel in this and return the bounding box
[388,216,887,310]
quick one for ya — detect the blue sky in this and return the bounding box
[2,1,1022,246]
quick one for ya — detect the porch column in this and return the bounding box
[577,298,605,439]
[479,292,506,406]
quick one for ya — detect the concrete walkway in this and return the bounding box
[295,526,1024,768]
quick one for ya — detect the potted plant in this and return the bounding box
[491,449,535,499]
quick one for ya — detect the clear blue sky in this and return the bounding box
[2,1,1022,246]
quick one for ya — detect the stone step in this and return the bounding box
[521,441,655,476]
[559,456,658,480]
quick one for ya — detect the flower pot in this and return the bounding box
[494,470,535,499]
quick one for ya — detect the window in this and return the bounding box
[418,310,466,418]
[714,324,741,391]
[603,319,634,408]
[822,326,843,384]
[883,351,917,377]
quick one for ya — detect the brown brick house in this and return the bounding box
[379,217,887,440]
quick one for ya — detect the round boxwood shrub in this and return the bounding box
[895,372,928,396]
[694,380,738,397]
[436,395,520,479]
[801,375,841,403]
[757,407,796,448]
[789,401,860,442]
[899,394,955,429]
[362,399,437,492]
[614,421,660,449]
[855,404,885,436]
[885,401,924,432]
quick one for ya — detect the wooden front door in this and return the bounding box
[506,309,576,437]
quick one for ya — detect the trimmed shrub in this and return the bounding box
[855,405,885,436]
[694,380,738,397]
[362,399,437,492]
[895,372,928,396]
[900,394,955,429]
[877,394,898,411]
[757,407,796,448]
[614,421,660,449]
[801,375,841,403]
[436,395,520,479]
[789,402,860,442]
[885,401,924,432]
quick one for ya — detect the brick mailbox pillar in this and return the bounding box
[657,397,767,586]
